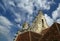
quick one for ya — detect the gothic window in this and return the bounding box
[42,19,44,27]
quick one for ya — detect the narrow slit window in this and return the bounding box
[42,19,44,27]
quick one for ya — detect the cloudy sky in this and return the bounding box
[0,0,60,41]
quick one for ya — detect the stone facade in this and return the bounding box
[30,11,48,34]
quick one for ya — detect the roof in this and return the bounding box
[15,31,42,41]
[41,28,49,35]
[41,23,60,35]
[14,23,60,41]
[39,23,60,41]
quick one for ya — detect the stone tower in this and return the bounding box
[13,11,49,41]
[30,11,48,34]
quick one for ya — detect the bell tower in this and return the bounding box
[31,11,48,34]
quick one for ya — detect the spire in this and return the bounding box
[38,11,43,15]
[31,11,48,34]
[33,11,43,23]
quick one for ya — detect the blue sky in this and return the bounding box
[0,0,60,41]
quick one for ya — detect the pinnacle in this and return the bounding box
[38,11,44,16]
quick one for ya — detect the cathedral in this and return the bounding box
[13,11,60,41]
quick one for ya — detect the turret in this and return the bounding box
[22,22,29,30]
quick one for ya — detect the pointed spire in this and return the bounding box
[38,10,43,14]
[38,10,44,17]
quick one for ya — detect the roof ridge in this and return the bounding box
[55,23,60,34]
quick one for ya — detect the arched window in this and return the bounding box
[42,19,44,27]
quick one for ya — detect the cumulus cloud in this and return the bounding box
[44,6,60,26]
[0,16,13,41]
[0,15,12,32]
[0,16,12,28]
[17,0,54,14]
[8,0,55,26]
[56,19,60,24]
[52,3,60,20]
[17,0,33,14]
[1,0,56,27]
[0,25,9,35]
[8,1,15,6]
[0,25,12,41]
[52,3,60,24]
[3,0,55,14]
[45,14,54,26]
[14,13,21,23]
[1,0,55,25]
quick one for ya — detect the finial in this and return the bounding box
[37,10,43,15]
[22,22,29,30]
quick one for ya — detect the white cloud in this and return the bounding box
[8,1,15,6]
[33,0,50,10]
[3,0,55,14]
[56,19,60,24]
[52,3,60,20]
[2,0,55,24]
[0,16,13,41]
[45,14,54,26]
[0,25,9,34]
[14,13,21,23]
[0,16,12,28]
[17,0,54,14]
[17,0,33,14]
[17,24,22,29]
[27,15,34,23]
[52,3,60,24]
[12,0,55,24]
[0,25,12,41]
